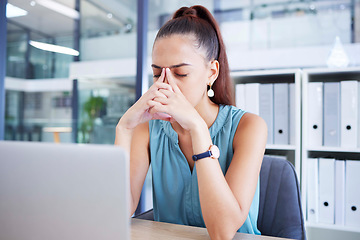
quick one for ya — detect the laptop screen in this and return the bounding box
[0,141,130,240]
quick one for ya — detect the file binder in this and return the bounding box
[245,83,260,115]
[318,158,335,224]
[358,82,360,148]
[259,84,274,144]
[235,84,246,110]
[335,160,345,225]
[345,160,360,227]
[307,158,319,223]
[274,83,289,145]
[289,83,295,145]
[324,82,340,147]
[308,82,323,147]
[341,81,358,148]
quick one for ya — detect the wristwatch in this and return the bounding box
[192,144,220,161]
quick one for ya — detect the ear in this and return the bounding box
[208,60,219,86]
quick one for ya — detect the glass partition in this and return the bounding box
[4,86,73,143]
[80,0,136,61]
[217,0,353,50]
[5,0,77,142]
[6,22,27,78]
[5,0,138,144]
[77,77,136,144]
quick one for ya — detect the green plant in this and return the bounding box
[79,96,105,143]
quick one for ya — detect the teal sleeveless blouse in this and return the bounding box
[149,104,261,234]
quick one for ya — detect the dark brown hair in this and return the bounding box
[154,5,234,106]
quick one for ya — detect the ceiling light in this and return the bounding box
[6,3,28,18]
[36,0,80,20]
[30,1,36,7]
[29,40,80,56]
[107,13,113,19]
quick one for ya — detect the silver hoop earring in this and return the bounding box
[207,84,214,97]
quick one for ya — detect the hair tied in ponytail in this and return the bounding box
[154,5,235,106]
[183,8,197,17]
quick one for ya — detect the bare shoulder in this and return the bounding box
[238,112,267,130]
[233,112,268,147]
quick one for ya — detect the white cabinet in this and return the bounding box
[232,67,360,240]
[231,69,302,178]
[301,68,360,240]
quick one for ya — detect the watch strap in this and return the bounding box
[192,150,211,161]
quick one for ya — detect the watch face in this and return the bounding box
[210,145,220,159]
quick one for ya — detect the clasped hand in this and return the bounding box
[119,68,201,131]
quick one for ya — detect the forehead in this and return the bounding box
[152,34,206,66]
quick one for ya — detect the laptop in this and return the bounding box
[0,141,130,240]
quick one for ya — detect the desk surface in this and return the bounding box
[131,218,288,240]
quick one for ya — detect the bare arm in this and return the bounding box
[193,113,267,239]
[115,68,172,216]
[115,123,150,216]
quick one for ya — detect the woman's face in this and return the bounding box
[152,34,217,107]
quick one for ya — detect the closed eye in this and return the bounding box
[175,73,187,77]
[153,73,188,78]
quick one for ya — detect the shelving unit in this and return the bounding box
[301,67,360,240]
[231,69,302,179]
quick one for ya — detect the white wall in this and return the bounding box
[80,31,157,61]
[227,43,360,71]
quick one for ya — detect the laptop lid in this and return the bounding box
[0,141,129,240]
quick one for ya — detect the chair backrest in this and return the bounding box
[134,155,307,239]
[258,155,306,240]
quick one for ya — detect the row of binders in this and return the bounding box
[235,83,295,145]
[308,80,360,148]
[307,158,360,227]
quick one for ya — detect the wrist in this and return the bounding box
[115,124,134,147]
[192,144,220,161]
[189,120,212,155]
[116,121,135,137]
[188,117,208,135]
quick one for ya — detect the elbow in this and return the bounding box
[129,194,137,217]
[211,231,236,240]
[208,226,237,240]
[207,213,246,240]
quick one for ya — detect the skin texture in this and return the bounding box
[115,34,267,240]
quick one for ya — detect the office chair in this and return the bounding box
[257,155,306,240]
[134,155,306,240]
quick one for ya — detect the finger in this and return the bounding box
[153,90,168,99]
[156,68,166,83]
[147,99,166,111]
[153,112,172,122]
[146,104,172,122]
[147,100,171,119]
[157,88,174,98]
[153,96,169,105]
[165,68,181,93]
[147,82,171,100]
[153,81,173,92]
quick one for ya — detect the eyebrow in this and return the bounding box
[151,63,191,69]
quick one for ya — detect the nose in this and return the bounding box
[163,68,169,84]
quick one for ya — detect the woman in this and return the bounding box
[115,5,267,239]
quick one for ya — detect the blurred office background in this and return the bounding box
[2,0,360,145]
[1,0,360,232]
